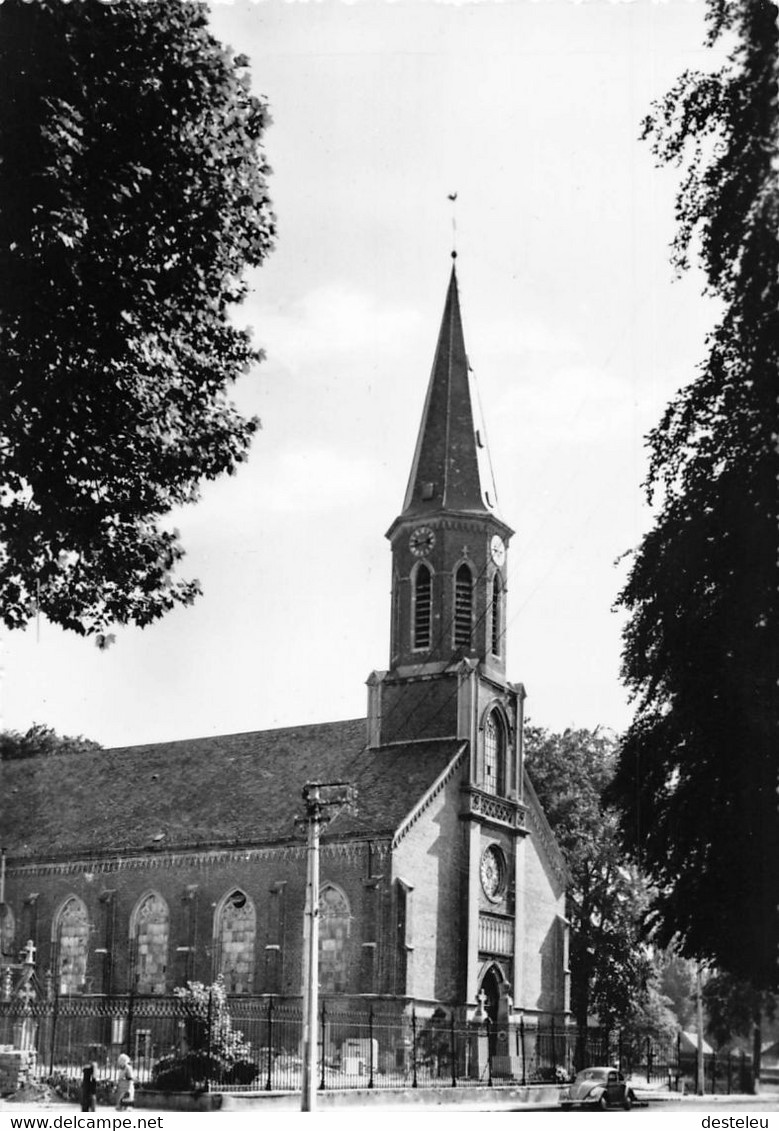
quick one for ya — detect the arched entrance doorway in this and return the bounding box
[479,965,502,1057]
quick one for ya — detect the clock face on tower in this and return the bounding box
[409,526,436,558]
[480,845,506,901]
[490,535,506,567]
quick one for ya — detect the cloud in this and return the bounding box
[247,284,422,374]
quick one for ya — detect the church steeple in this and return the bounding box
[401,260,502,519]
[383,262,513,686]
[367,261,524,756]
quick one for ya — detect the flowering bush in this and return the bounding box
[150,978,257,1092]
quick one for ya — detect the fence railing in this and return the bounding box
[583,1031,754,1096]
[0,996,754,1097]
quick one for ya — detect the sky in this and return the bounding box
[0,0,724,750]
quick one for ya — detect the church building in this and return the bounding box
[1,260,570,1055]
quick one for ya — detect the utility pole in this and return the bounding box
[298,781,355,1113]
[696,963,705,1096]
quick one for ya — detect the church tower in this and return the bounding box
[368,259,526,809]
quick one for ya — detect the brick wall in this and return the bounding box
[3,838,397,1002]
[0,1047,35,1094]
[379,674,459,744]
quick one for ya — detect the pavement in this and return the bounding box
[1,1081,777,1115]
[631,1077,779,1104]
[633,1089,779,1105]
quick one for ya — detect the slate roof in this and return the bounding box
[400,264,508,526]
[1,718,466,862]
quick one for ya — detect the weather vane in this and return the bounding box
[448,192,458,258]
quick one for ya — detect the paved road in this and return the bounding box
[533,1098,779,1115]
[634,1099,779,1114]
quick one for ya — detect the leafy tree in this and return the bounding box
[620,981,679,1047]
[703,972,775,1052]
[0,723,102,761]
[0,0,275,640]
[608,0,779,991]
[655,950,698,1032]
[525,727,651,1041]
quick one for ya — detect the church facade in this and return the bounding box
[1,263,570,1053]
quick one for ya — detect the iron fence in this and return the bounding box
[582,1030,755,1095]
[0,996,754,1098]
[0,995,580,1095]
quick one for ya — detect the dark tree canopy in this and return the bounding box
[525,726,651,1034]
[0,0,275,638]
[609,0,779,989]
[702,973,776,1051]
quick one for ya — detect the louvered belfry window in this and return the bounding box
[491,573,502,656]
[454,563,473,648]
[484,713,497,788]
[413,564,432,650]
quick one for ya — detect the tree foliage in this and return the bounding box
[151,977,257,1090]
[620,981,679,1046]
[0,723,102,761]
[525,726,651,1033]
[608,0,779,990]
[0,0,275,639]
[172,977,253,1064]
[655,950,698,1032]
[703,972,776,1051]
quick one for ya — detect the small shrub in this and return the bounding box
[152,1052,215,1091]
[48,1071,119,1105]
[151,1051,257,1092]
[224,1060,258,1086]
[149,978,258,1092]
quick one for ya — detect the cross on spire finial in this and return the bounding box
[447,192,458,258]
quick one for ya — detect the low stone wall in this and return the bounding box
[135,1084,563,1112]
[0,1048,36,1097]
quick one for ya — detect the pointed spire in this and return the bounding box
[401,260,502,518]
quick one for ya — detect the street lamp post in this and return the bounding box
[298,781,355,1114]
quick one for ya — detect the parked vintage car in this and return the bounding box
[560,1066,636,1110]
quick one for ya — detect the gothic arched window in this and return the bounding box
[319,884,351,994]
[484,711,507,796]
[131,892,169,995]
[413,563,432,651]
[216,889,256,994]
[53,896,89,995]
[454,564,473,649]
[491,574,503,657]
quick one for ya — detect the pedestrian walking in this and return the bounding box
[81,1062,97,1112]
[115,1053,135,1111]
